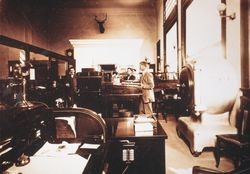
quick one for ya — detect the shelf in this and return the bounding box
[0,35,74,64]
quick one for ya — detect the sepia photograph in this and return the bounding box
[0,0,249,173]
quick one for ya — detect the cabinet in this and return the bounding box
[0,35,75,107]
[104,118,167,174]
[76,69,103,112]
[77,75,103,113]
[0,103,53,172]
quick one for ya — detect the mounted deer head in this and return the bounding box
[95,14,107,33]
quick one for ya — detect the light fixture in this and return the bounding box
[217,3,236,20]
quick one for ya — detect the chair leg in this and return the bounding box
[153,102,158,117]
[233,148,241,169]
[214,139,221,167]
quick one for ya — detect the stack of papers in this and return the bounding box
[134,122,153,132]
[6,141,88,174]
[134,114,157,128]
[134,122,154,136]
[35,141,80,156]
[134,116,155,123]
[80,143,100,149]
[6,155,88,174]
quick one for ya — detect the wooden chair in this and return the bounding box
[153,89,165,117]
[192,165,250,174]
[214,96,250,168]
[51,107,109,174]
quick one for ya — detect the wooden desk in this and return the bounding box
[3,140,108,174]
[104,118,167,174]
[102,94,141,117]
[1,105,108,174]
[102,84,142,117]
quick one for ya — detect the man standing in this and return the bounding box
[139,61,155,115]
[64,67,78,107]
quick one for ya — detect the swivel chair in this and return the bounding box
[52,107,107,143]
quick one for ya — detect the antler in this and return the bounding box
[95,15,99,22]
[95,13,107,23]
[95,14,107,33]
[103,13,107,22]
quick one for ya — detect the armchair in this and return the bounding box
[177,112,237,156]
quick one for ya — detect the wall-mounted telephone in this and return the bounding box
[120,140,135,163]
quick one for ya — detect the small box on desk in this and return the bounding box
[134,122,153,132]
[134,122,154,136]
[134,130,154,136]
[133,114,157,128]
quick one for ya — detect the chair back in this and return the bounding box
[240,96,250,135]
[52,107,107,143]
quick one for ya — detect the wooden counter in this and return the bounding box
[102,84,142,117]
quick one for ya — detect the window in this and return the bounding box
[163,0,178,79]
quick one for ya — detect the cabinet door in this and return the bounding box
[33,62,49,86]
[8,60,20,78]
[107,139,166,174]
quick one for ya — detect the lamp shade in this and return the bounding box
[217,3,226,13]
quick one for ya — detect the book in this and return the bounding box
[135,130,153,136]
[134,122,153,132]
[134,114,157,128]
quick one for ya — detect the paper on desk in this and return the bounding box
[80,143,100,149]
[34,141,80,157]
[134,115,155,123]
[6,155,88,174]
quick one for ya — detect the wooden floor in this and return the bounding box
[158,115,234,174]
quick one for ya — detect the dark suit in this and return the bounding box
[63,74,77,107]
[139,71,155,115]
[124,74,136,80]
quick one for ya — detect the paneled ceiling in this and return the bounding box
[9,0,156,10]
[46,0,156,8]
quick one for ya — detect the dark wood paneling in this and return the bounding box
[240,0,249,88]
